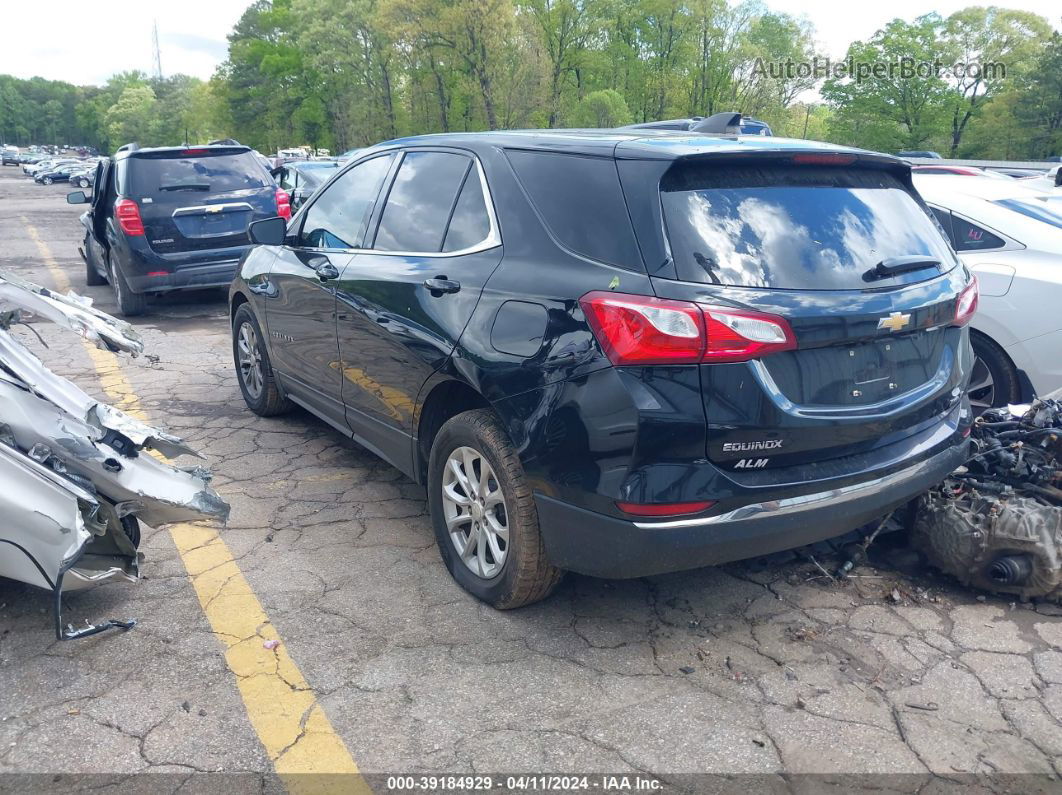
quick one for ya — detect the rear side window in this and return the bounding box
[506,150,643,270]
[374,151,471,252]
[951,215,1006,251]
[299,154,394,249]
[661,163,956,289]
[128,151,270,197]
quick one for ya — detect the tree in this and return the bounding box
[823,15,952,152]
[568,88,632,126]
[105,85,158,145]
[941,7,1051,155]
[520,0,600,127]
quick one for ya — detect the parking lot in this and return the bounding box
[1,169,1062,789]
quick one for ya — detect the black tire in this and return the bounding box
[428,408,563,609]
[969,331,1020,412]
[84,238,106,286]
[232,303,292,416]
[108,252,147,316]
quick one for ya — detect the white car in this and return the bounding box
[914,174,1062,410]
[1019,165,1060,192]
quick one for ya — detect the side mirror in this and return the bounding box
[248,216,288,246]
[66,190,88,205]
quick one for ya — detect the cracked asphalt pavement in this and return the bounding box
[1,170,1062,790]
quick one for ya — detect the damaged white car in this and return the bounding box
[0,271,228,639]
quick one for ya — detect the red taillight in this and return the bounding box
[953,276,979,327]
[616,500,715,517]
[181,148,209,155]
[700,306,796,362]
[276,189,291,221]
[114,199,144,236]
[579,291,796,366]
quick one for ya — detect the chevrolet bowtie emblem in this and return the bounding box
[206,205,222,213]
[878,312,912,332]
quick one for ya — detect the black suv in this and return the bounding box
[230,131,976,608]
[68,143,289,316]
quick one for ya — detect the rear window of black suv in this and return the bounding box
[661,162,956,290]
[125,150,271,198]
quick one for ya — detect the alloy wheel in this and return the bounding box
[237,322,264,399]
[441,446,509,579]
[968,354,996,412]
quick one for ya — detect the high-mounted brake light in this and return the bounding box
[114,198,144,236]
[792,153,857,165]
[579,292,796,366]
[953,276,979,327]
[275,189,292,221]
[181,148,209,155]
[616,500,715,517]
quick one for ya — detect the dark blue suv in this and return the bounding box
[229,130,976,608]
[68,143,289,315]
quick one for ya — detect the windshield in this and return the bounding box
[129,152,270,197]
[661,163,956,290]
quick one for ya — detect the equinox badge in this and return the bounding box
[877,311,912,332]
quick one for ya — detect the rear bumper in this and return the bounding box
[124,260,240,293]
[535,434,969,579]
[116,241,247,294]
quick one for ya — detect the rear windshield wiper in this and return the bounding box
[864,255,941,282]
[159,183,211,192]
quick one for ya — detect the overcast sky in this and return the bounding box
[1,0,1059,87]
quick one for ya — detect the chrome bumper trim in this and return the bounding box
[633,454,947,530]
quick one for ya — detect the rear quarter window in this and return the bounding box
[661,163,956,289]
[505,150,643,271]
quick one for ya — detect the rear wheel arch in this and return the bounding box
[415,379,492,484]
[969,328,1021,410]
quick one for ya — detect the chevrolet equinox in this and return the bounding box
[229,130,976,608]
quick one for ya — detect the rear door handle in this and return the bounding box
[424,277,461,295]
[315,262,339,281]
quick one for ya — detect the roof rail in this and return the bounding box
[208,138,241,146]
[690,112,742,135]
[116,142,140,153]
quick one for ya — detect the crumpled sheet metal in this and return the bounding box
[0,270,229,636]
[913,388,1062,601]
[0,270,143,355]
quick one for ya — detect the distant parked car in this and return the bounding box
[898,150,943,159]
[912,165,1010,179]
[34,163,83,185]
[623,112,773,136]
[2,146,20,166]
[991,167,1046,179]
[68,142,289,316]
[68,168,95,189]
[271,160,339,210]
[1019,165,1061,192]
[914,173,1062,410]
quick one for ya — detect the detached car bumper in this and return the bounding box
[535,426,970,579]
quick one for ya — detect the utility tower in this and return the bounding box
[152,20,163,80]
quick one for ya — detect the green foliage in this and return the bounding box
[568,89,633,127]
[0,1,1058,161]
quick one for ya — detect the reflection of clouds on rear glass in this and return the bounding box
[666,185,954,290]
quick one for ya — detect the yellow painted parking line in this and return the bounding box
[24,221,368,793]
